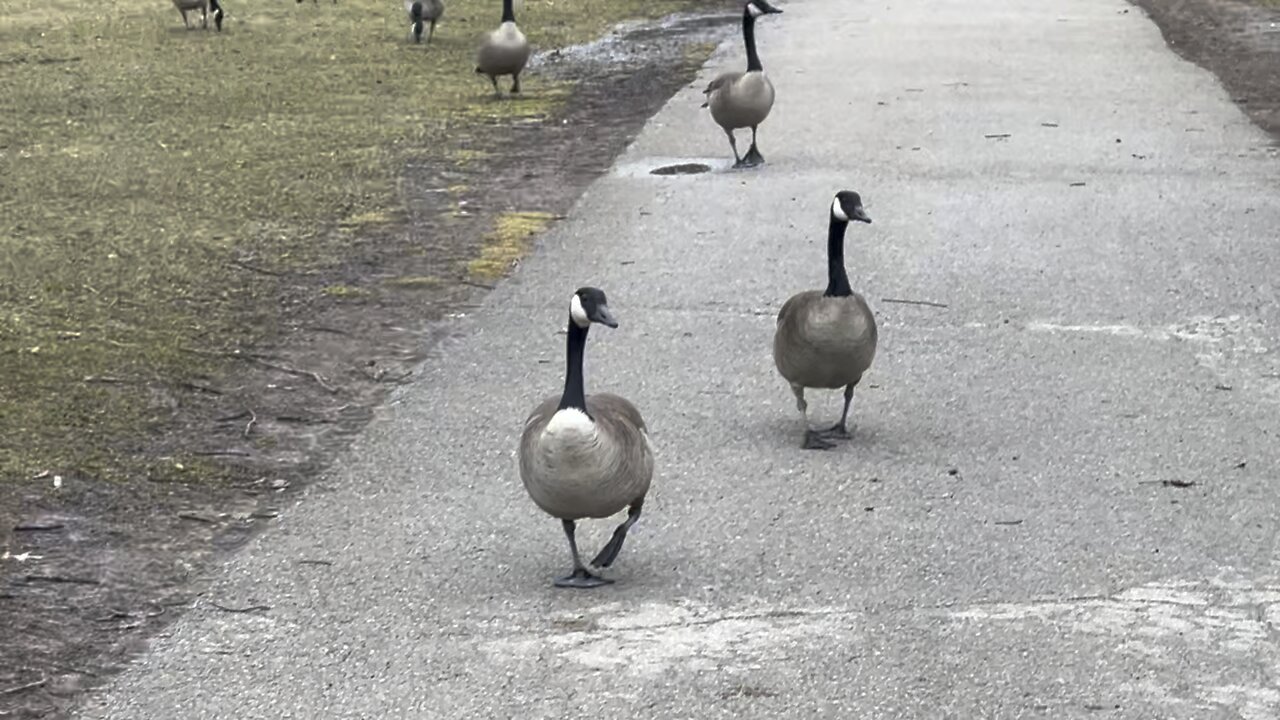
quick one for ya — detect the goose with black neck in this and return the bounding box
[476,0,532,95]
[406,0,443,43]
[773,191,878,450]
[702,0,783,168]
[519,288,655,588]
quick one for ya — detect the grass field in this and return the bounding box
[0,0,701,481]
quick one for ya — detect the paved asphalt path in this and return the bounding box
[82,0,1280,717]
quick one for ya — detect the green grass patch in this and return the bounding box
[0,0,704,481]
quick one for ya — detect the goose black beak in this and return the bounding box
[592,305,618,328]
[852,206,871,224]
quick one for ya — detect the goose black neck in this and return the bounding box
[558,320,589,413]
[824,217,853,298]
[501,0,516,23]
[743,11,763,72]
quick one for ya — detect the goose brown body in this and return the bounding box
[774,291,877,390]
[706,71,776,132]
[476,22,530,81]
[519,394,653,520]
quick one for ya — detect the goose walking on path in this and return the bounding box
[476,0,532,95]
[774,191,878,450]
[406,0,443,43]
[703,0,783,167]
[519,288,654,588]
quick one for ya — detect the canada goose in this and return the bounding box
[773,191,877,450]
[475,0,531,95]
[702,0,783,168]
[519,288,654,588]
[406,0,443,43]
[172,0,221,30]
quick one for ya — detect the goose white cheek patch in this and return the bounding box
[831,198,849,222]
[570,294,590,327]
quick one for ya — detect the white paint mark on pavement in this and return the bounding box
[948,573,1280,718]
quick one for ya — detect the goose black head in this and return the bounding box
[570,287,617,329]
[746,0,783,17]
[831,190,871,224]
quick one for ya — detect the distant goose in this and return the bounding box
[519,288,654,588]
[172,0,222,30]
[702,0,783,167]
[406,0,443,43]
[476,0,531,95]
[773,191,877,450]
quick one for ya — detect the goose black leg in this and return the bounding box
[427,19,436,43]
[793,384,835,450]
[555,519,612,589]
[819,384,856,439]
[725,129,743,166]
[488,74,501,96]
[741,125,765,167]
[511,73,521,94]
[591,498,644,569]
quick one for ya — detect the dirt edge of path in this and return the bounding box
[1131,0,1280,143]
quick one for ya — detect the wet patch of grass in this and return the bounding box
[0,0,704,481]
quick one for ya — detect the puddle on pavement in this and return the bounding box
[615,157,732,178]
[650,162,712,176]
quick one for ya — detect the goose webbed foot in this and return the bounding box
[591,499,643,569]
[738,143,765,168]
[802,429,837,450]
[818,422,851,439]
[554,567,613,589]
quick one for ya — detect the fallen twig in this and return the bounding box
[191,450,251,457]
[182,348,337,393]
[459,280,496,290]
[227,259,286,277]
[14,522,64,532]
[984,133,1011,139]
[178,381,223,395]
[298,559,334,566]
[0,678,46,697]
[24,574,99,585]
[177,511,221,523]
[210,602,271,613]
[247,357,337,393]
[243,409,257,439]
[83,375,131,384]
[1138,479,1197,488]
[881,297,949,309]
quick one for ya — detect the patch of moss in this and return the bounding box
[383,276,445,289]
[341,210,397,229]
[467,211,558,280]
[321,285,372,299]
